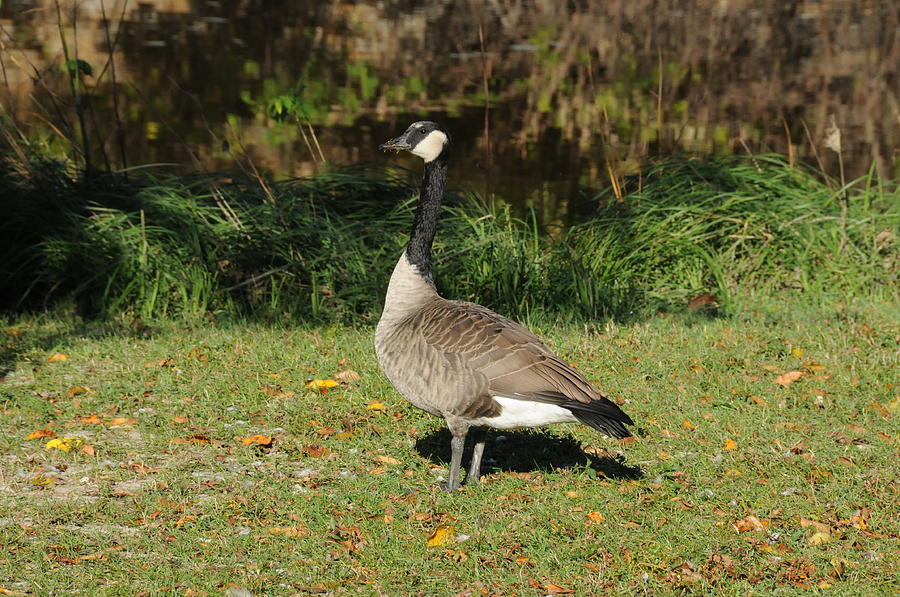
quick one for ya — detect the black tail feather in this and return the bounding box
[561,398,633,438]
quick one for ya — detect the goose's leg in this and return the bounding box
[465,427,486,485]
[443,418,469,492]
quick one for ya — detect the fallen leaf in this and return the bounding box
[774,371,804,387]
[748,395,767,405]
[332,369,361,383]
[66,386,89,398]
[723,438,738,451]
[81,444,95,456]
[682,419,695,430]
[426,525,455,547]
[799,518,832,534]
[303,444,330,457]
[45,437,83,452]
[306,379,338,391]
[171,415,188,424]
[808,531,832,546]
[586,511,605,523]
[26,429,56,440]
[543,583,575,595]
[239,435,273,446]
[267,526,305,537]
[734,515,768,532]
[790,347,805,358]
[47,352,68,362]
[374,455,400,465]
[659,429,678,438]
[565,491,579,498]
[366,401,387,411]
[80,415,102,425]
[105,417,137,427]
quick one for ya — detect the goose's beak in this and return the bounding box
[379,132,412,152]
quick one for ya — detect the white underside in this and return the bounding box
[469,396,578,430]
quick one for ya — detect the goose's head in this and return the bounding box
[379,121,450,163]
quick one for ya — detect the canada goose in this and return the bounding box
[376,121,634,491]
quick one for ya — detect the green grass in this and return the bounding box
[2,152,897,322]
[1,298,897,595]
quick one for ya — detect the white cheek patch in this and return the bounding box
[410,130,448,162]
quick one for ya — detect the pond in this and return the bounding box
[1,0,896,225]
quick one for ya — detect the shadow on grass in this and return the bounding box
[415,428,643,481]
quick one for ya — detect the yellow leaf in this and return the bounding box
[682,419,695,430]
[790,347,805,358]
[808,531,832,546]
[375,455,400,465]
[45,437,82,452]
[426,525,455,547]
[47,352,68,362]
[586,511,605,523]
[26,429,56,440]
[306,379,338,390]
[334,432,353,440]
[239,435,273,446]
[366,401,387,411]
[66,386,89,398]
[774,371,804,387]
[723,438,738,451]
[104,417,137,427]
[565,491,579,498]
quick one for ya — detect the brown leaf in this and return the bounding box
[171,415,188,424]
[734,515,768,532]
[543,584,575,595]
[375,455,400,465]
[25,429,56,440]
[79,415,102,425]
[81,444,95,456]
[774,371,804,387]
[303,444,330,458]
[332,369,361,383]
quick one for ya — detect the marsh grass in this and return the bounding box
[1,149,896,323]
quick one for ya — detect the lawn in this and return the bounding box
[1,298,896,596]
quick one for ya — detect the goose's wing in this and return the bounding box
[415,300,603,404]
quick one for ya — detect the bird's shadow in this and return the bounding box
[414,428,643,481]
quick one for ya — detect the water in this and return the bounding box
[1,0,896,225]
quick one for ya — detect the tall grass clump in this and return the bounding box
[1,147,896,323]
[566,155,898,316]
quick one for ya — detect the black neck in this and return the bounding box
[406,154,448,284]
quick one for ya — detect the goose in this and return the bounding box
[375,121,634,491]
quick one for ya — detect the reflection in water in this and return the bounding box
[1,0,896,225]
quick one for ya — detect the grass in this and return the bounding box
[1,297,897,595]
[1,151,897,323]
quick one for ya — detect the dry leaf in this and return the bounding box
[790,347,805,358]
[682,419,695,430]
[374,455,400,465]
[748,395,767,405]
[47,352,68,362]
[45,437,82,452]
[306,379,338,391]
[659,429,678,438]
[66,386,89,398]
[81,444,95,456]
[105,417,137,427]
[586,511,605,523]
[774,371,804,387]
[426,525,455,547]
[734,515,768,532]
[332,369,361,383]
[171,415,188,424]
[824,114,842,153]
[543,584,575,595]
[366,401,387,411]
[267,526,305,537]
[26,429,56,440]
[799,518,831,534]
[80,415,102,425]
[239,435,273,446]
[808,531,832,546]
[723,438,738,451]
